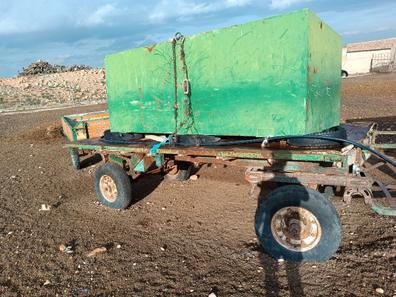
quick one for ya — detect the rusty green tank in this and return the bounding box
[104,9,341,137]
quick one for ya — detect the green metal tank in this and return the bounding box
[105,9,341,137]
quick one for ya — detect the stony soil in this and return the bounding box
[0,69,106,111]
[341,73,396,121]
[0,74,395,297]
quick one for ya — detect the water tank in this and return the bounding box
[105,9,341,137]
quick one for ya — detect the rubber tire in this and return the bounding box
[95,163,132,209]
[287,126,347,148]
[341,70,348,78]
[255,185,342,262]
[103,129,144,142]
[323,186,335,200]
[164,162,192,181]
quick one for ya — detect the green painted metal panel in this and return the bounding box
[105,9,341,137]
[306,13,341,132]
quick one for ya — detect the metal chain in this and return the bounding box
[172,32,195,134]
[171,36,178,134]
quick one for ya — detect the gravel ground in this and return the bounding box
[0,74,395,297]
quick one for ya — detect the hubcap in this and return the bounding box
[99,175,118,202]
[270,206,322,252]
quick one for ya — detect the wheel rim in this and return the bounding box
[270,206,322,252]
[99,175,118,202]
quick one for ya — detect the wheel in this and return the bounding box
[287,126,347,148]
[341,70,348,78]
[164,162,192,181]
[255,185,342,262]
[94,163,132,209]
[103,129,144,142]
[323,186,335,199]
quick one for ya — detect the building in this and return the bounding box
[342,37,396,75]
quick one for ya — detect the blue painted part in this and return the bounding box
[371,205,396,216]
[149,135,172,156]
[155,154,164,167]
[135,160,146,172]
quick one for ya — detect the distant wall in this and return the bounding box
[342,48,392,75]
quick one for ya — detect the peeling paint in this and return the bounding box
[145,44,156,53]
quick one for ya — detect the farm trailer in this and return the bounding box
[62,111,396,262]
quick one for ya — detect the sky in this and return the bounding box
[1,0,396,77]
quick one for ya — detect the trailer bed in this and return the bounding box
[65,138,344,162]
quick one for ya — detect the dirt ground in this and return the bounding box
[0,73,395,297]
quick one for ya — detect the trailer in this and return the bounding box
[62,111,396,262]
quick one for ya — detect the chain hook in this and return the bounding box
[174,32,184,41]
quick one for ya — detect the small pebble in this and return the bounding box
[116,244,121,249]
[189,175,199,181]
[86,247,107,257]
[39,204,51,211]
[43,280,51,286]
[208,293,217,297]
[375,288,384,294]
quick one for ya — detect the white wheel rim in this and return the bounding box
[270,206,322,252]
[99,175,118,202]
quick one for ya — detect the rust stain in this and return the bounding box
[145,44,156,53]
[320,22,323,29]
[313,67,317,74]
[153,96,161,110]
[138,87,143,102]
[184,99,190,116]
[307,65,311,84]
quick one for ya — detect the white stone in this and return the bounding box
[189,175,199,181]
[375,288,384,294]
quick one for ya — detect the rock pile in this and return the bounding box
[0,68,106,111]
[18,60,92,77]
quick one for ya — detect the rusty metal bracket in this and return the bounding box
[369,180,396,216]
[245,169,371,188]
[343,186,373,205]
